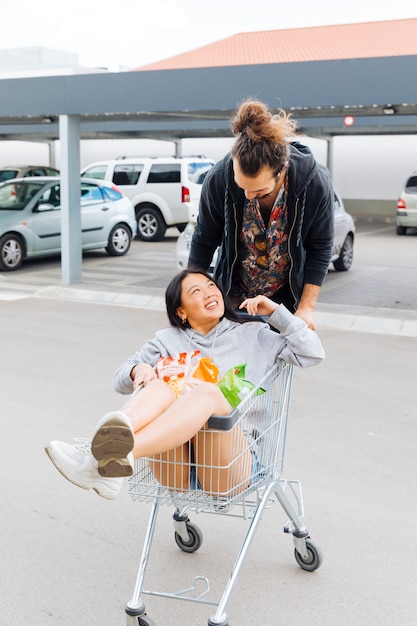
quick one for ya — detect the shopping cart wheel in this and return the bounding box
[135,616,157,626]
[294,538,323,572]
[174,521,203,553]
[126,606,157,626]
[126,614,156,626]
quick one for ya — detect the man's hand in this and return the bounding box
[296,283,321,330]
[294,307,316,330]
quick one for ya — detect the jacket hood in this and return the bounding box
[287,142,318,195]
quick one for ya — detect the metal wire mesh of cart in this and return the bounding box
[128,360,293,515]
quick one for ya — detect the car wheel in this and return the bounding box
[136,206,167,242]
[0,233,25,271]
[105,224,132,256]
[333,233,354,271]
[396,225,407,235]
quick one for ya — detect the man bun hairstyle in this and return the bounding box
[231,99,298,176]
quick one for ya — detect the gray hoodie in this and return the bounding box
[113,305,324,395]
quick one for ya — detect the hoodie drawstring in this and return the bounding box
[188,323,219,360]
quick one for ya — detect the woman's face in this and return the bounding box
[176,273,225,334]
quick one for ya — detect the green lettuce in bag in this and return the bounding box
[217,364,265,409]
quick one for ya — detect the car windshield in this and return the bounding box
[0,170,19,183]
[0,181,44,210]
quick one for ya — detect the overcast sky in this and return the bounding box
[2,0,417,70]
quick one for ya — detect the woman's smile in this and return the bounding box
[205,298,219,310]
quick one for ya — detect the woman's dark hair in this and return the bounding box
[230,99,298,177]
[165,269,240,328]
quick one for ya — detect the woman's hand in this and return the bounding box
[131,363,156,389]
[239,295,279,317]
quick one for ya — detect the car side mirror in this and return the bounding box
[37,202,56,212]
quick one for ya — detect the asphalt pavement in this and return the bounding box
[1,226,417,625]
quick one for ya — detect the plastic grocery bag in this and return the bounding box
[155,351,219,397]
[217,364,265,409]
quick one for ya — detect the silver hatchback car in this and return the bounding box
[0,177,137,271]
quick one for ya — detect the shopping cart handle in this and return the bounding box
[207,408,240,431]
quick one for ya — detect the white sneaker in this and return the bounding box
[91,411,135,478]
[45,440,124,500]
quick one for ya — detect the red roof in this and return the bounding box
[136,18,417,71]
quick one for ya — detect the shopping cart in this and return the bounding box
[125,360,322,626]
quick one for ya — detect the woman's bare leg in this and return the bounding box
[148,445,191,491]
[91,379,176,476]
[195,426,252,496]
[118,380,191,486]
[94,381,231,484]
[120,379,178,431]
[129,381,231,458]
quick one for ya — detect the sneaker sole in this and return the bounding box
[91,416,134,478]
[97,457,134,478]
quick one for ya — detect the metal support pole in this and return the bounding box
[59,114,81,286]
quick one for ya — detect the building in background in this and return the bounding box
[0,47,114,78]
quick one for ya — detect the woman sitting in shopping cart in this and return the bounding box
[45,269,324,500]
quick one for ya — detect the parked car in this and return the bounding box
[81,156,214,242]
[0,177,136,271]
[396,171,417,235]
[176,190,355,272]
[0,165,59,182]
[332,190,355,270]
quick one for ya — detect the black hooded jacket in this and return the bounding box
[188,142,334,312]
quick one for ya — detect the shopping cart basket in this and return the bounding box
[125,360,322,626]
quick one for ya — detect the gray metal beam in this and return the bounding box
[1,56,417,121]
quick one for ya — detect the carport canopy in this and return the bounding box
[1,55,417,284]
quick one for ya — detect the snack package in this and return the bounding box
[185,356,219,391]
[217,363,265,409]
[155,351,219,397]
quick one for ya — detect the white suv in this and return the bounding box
[81,156,214,242]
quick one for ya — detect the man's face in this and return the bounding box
[233,160,278,201]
